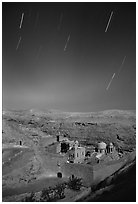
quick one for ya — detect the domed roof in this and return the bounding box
[98,142,107,149]
[109,142,113,147]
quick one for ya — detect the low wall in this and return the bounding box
[93,151,136,184]
[61,163,94,186]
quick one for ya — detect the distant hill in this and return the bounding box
[2,109,136,152]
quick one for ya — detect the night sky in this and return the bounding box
[2,2,136,112]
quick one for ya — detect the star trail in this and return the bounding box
[3,2,136,112]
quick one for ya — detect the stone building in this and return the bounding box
[97,142,107,154]
[97,141,115,154]
[56,137,85,163]
[56,141,70,153]
[107,142,114,153]
[68,142,85,163]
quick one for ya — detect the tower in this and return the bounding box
[108,142,114,153]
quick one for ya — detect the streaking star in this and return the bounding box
[105,11,113,32]
[64,34,70,51]
[106,72,116,91]
[118,56,126,75]
[19,13,24,29]
[16,36,22,50]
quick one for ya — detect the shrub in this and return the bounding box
[40,187,51,201]
[55,183,65,199]
[67,176,83,191]
[23,192,36,202]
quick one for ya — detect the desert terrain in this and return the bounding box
[2,108,136,201]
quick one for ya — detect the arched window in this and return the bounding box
[57,172,62,178]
